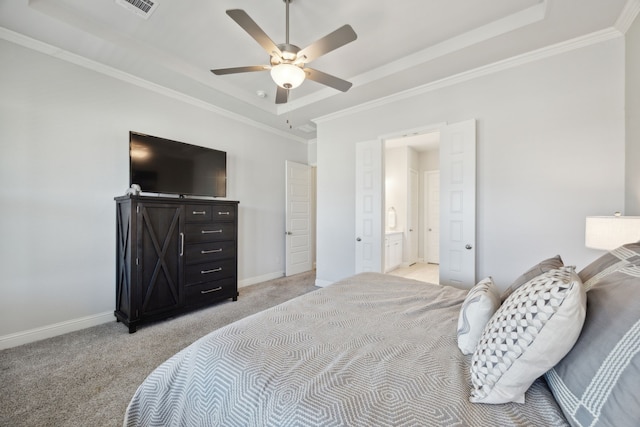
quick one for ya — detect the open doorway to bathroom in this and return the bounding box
[384,131,440,284]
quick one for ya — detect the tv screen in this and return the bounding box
[129,132,226,197]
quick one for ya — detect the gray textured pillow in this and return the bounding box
[501,255,564,301]
[545,243,640,427]
[578,241,640,289]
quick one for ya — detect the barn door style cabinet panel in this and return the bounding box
[115,195,239,333]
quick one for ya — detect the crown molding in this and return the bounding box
[314,27,622,124]
[281,1,548,115]
[615,0,640,34]
[0,26,306,144]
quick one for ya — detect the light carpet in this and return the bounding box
[0,271,318,427]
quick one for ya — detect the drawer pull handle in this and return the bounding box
[218,211,230,215]
[201,267,222,274]
[201,229,223,234]
[192,210,207,215]
[201,248,223,254]
[201,286,223,294]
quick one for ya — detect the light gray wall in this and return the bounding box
[419,149,440,173]
[384,146,419,264]
[385,147,407,233]
[0,39,307,341]
[316,37,626,291]
[626,13,640,214]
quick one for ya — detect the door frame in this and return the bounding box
[357,121,475,285]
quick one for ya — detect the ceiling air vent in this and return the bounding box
[115,0,158,19]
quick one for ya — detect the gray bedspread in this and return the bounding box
[124,272,569,426]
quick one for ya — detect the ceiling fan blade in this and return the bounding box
[226,9,283,58]
[304,68,353,92]
[295,25,357,64]
[210,65,268,75]
[275,86,289,104]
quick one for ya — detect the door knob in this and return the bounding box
[356,237,362,242]
[465,244,472,250]
[286,231,293,235]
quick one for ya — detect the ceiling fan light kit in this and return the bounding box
[271,63,306,89]
[210,0,357,104]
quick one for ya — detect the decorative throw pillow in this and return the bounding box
[470,266,586,404]
[500,255,564,301]
[545,243,640,427]
[457,277,501,355]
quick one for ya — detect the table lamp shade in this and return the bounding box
[585,216,640,250]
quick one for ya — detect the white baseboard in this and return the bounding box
[0,311,114,350]
[238,271,284,288]
[315,278,333,288]
[1,272,290,350]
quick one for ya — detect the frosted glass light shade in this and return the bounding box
[585,216,640,250]
[270,64,305,89]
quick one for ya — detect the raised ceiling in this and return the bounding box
[0,0,635,140]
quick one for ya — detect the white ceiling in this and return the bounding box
[0,0,635,141]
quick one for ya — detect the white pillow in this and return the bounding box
[469,266,586,404]
[457,277,501,355]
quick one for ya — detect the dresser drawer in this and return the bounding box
[185,259,235,286]
[185,278,237,307]
[212,206,236,221]
[185,205,212,222]
[185,241,236,265]
[185,204,237,222]
[185,222,236,243]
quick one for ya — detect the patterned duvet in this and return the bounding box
[123,272,569,426]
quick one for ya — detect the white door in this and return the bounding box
[425,171,440,264]
[408,168,419,265]
[439,120,476,288]
[355,140,383,273]
[285,161,312,276]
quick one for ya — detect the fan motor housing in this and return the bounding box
[272,43,301,64]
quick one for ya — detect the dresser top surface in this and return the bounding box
[115,194,239,205]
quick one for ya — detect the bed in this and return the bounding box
[123,243,640,427]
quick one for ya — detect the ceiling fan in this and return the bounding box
[210,0,357,104]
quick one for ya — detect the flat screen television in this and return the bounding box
[129,132,226,198]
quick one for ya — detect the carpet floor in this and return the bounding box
[0,271,318,427]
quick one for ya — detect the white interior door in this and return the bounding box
[285,161,312,276]
[425,171,440,264]
[439,119,476,288]
[408,168,419,265]
[355,140,383,273]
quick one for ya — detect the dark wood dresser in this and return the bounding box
[114,195,239,332]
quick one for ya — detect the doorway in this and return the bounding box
[383,131,440,283]
[354,119,476,287]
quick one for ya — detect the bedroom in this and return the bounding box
[0,0,638,378]
[1,0,640,425]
